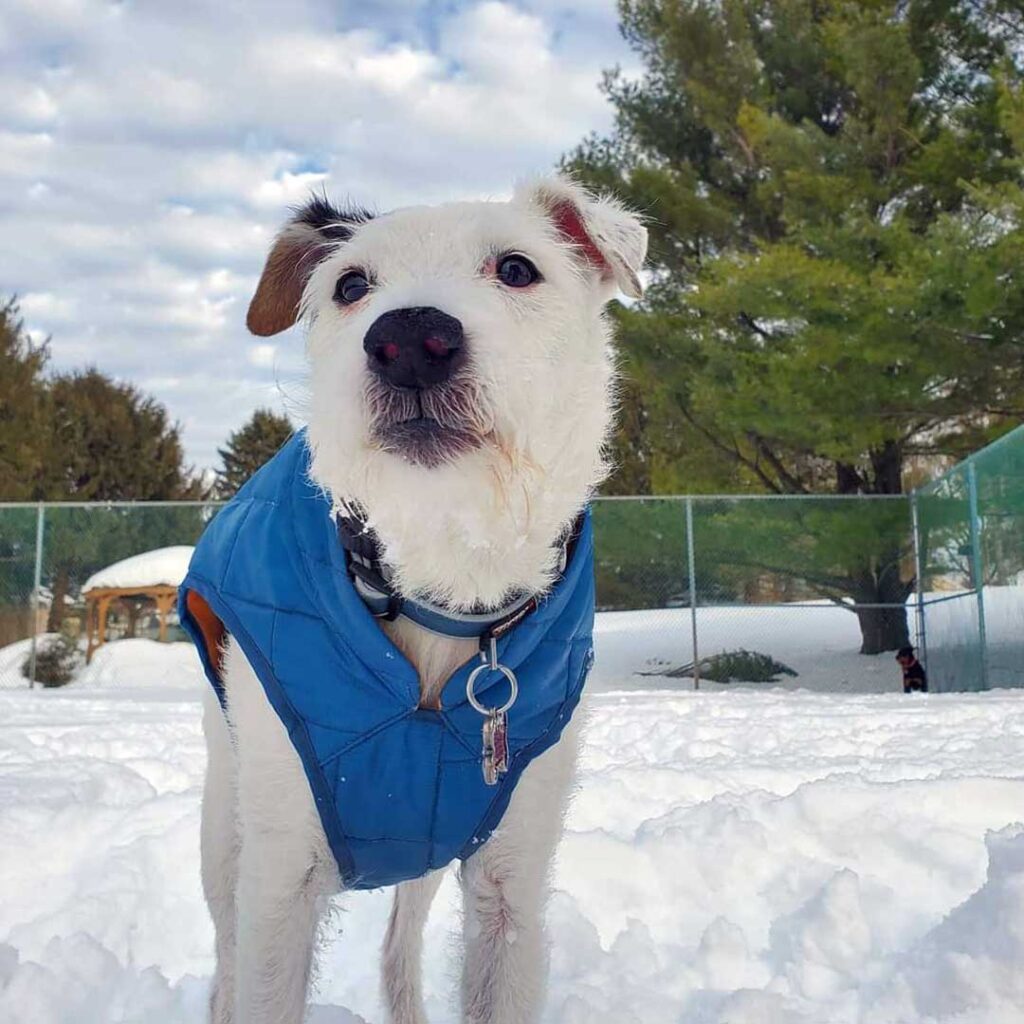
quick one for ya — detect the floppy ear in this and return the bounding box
[247,197,372,336]
[518,176,648,299]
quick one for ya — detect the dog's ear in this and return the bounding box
[247,197,372,336]
[518,177,648,299]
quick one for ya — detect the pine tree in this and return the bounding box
[38,369,203,630]
[569,0,1024,651]
[215,408,293,498]
[0,298,50,501]
[43,369,201,501]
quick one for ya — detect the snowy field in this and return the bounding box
[2,631,1024,1023]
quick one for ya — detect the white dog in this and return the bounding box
[187,175,646,1024]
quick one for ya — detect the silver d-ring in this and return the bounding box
[466,661,518,716]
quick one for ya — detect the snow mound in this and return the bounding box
[76,639,204,692]
[2,682,1024,1022]
[81,546,193,593]
[0,634,60,686]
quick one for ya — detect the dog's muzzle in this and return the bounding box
[363,306,485,467]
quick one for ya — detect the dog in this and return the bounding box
[187,175,646,1024]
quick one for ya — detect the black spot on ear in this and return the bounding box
[293,195,374,241]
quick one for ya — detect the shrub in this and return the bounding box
[646,649,798,683]
[22,631,82,687]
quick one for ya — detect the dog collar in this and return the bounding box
[335,505,575,643]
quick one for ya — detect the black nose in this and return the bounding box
[363,307,465,389]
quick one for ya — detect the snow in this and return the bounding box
[81,546,194,594]
[2,631,1024,1023]
[0,635,59,686]
[590,585,1024,694]
[75,639,205,693]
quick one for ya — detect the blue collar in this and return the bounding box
[335,505,578,642]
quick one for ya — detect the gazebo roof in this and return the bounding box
[82,546,194,594]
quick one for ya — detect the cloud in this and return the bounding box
[0,0,629,470]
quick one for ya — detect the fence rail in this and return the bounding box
[1,427,1021,693]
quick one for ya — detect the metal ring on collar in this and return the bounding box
[466,661,518,716]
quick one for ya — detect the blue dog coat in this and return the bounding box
[179,431,595,890]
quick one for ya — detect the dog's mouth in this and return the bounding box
[377,415,480,468]
[365,376,489,468]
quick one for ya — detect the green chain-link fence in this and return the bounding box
[916,426,1024,692]
[0,427,1021,692]
[0,503,220,688]
[592,494,914,690]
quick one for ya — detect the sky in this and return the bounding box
[0,0,632,471]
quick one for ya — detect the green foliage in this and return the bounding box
[592,498,690,609]
[215,408,293,499]
[40,504,214,632]
[42,369,202,501]
[692,497,913,603]
[0,304,201,504]
[569,0,1024,650]
[22,630,82,687]
[648,649,798,683]
[569,0,1024,496]
[0,298,50,501]
[0,328,211,626]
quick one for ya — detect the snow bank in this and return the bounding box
[591,585,1024,694]
[0,634,61,687]
[81,546,193,593]
[2,681,1024,1023]
[591,604,892,692]
[75,639,204,693]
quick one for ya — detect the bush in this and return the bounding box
[645,649,798,683]
[21,631,82,687]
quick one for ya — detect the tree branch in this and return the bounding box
[678,407,785,493]
[747,432,811,493]
[738,311,774,340]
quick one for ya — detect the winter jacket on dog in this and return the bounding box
[179,431,595,890]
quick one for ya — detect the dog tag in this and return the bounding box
[481,710,509,786]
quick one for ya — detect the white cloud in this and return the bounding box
[19,292,76,321]
[248,343,277,368]
[0,0,629,470]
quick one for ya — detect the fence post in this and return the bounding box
[910,492,928,676]
[967,463,989,691]
[27,503,45,688]
[686,497,700,691]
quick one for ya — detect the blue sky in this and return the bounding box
[0,0,631,470]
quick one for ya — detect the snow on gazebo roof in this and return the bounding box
[82,546,194,594]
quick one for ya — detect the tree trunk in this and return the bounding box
[851,537,914,654]
[125,601,139,639]
[838,442,913,654]
[854,602,910,655]
[47,566,69,632]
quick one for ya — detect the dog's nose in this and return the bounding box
[363,307,465,389]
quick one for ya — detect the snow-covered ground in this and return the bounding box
[2,638,1024,1023]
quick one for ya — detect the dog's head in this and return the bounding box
[248,176,646,608]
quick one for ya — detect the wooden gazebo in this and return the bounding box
[82,546,194,662]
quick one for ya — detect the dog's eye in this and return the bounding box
[334,271,370,305]
[496,254,539,288]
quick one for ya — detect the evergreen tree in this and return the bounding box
[38,369,203,630]
[0,298,50,501]
[215,408,293,498]
[569,0,1024,650]
[42,369,201,501]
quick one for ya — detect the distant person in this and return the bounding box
[896,646,928,693]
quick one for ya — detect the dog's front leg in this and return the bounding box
[200,684,241,1024]
[459,716,583,1024]
[227,641,338,1024]
[381,870,446,1024]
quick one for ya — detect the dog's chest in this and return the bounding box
[381,617,477,709]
